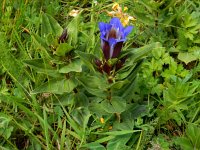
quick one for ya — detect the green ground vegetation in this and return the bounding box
[0,0,200,149]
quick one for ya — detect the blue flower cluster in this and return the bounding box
[99,18,133,60]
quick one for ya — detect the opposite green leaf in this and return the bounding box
[55,43,73,56]
[76,51,96,72]
[41,13,63,37]
[31,78,77,94]
[59,59,82,73]
[101,97,126,113]
[82,143,106,150]
[23,59,61,77]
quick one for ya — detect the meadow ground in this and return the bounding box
[0,0,200,149]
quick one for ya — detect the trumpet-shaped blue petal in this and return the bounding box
[124,26,133,37]
[109,18,123,31]
[99,18,133,60]
[99,22,112,38]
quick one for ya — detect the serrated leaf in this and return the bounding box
[32,78,77,94]
[59,59,82,73]
[184,16,198,28]
[184,31,194,40]
[178,52,197,65]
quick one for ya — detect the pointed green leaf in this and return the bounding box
[31,32,50,51]
[59,59,83,73]
[23,59,61,77]
[115,63,137,80]
[101,97,126,113]
[67,16,79,46]
[41,13,63,37]
[107,134,132,150]
[95,130,141,136]
[71,108,91,129]
[110,80,129,90]
[82,143,106,150]
[76,51,96,72]
[77,74,108,98]
[32,78,77,94]
[124,42,161,65]
[55,43,73,56]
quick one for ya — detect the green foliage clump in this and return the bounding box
[0,0,200,149]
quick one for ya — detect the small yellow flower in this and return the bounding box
[107,11,116,17]
[128,16,136,21]
[112,3,120,11]
[100,117,105,124]
[106,3,136,26]
[121,15,137,26]
[123,7,128,11]
[69,9,79,17]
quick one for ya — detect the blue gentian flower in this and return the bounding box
[99,18,133,60]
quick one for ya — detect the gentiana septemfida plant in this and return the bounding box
[1,1,200,149]
[24,13,160,114]
[22,13,160,149]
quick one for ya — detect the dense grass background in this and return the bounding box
[0,0,200,149]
